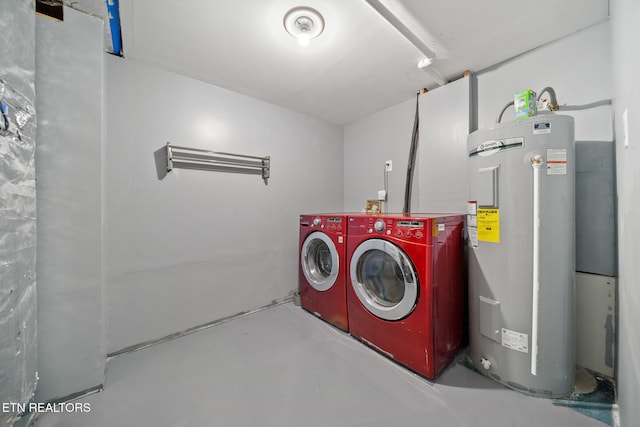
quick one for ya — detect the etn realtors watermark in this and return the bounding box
[3,402,91,413]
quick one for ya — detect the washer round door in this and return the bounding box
[350,239,418,320]
[301,231,339,292]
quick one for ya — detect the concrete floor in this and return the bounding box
[30,302,608,427]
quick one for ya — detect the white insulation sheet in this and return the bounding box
[0,0,38,425]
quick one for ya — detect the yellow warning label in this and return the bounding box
[477,208,500,243]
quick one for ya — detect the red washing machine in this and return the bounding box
[299,214,349,332]
[347,213,465,379]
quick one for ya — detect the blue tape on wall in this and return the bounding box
[106,0,123,56]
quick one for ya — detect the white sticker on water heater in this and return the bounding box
[533,121,551,134]
[468,227,478,248]
[546,148,567,175]
[501,328,529,353]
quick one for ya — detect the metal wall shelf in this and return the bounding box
[166,143,270,184]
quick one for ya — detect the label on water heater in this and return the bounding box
[467,201,477,215]
[546,148,567,175]
[477,208,500,243]
[533,121,551,134]
[469,227,478,248]
[502,328,529,353]
[467,201,479,248]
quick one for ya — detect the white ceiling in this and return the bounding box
[71,0,609,124]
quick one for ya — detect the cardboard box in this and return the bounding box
[514,89,537,118]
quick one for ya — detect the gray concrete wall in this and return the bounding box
[105,57,344,353]
[343,76,471,214]
[611,0,640,425]
[0,1,38,425]
[34,7,106,402]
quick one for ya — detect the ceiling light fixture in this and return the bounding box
[284,6,324,47]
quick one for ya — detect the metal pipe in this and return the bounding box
[537,87,558,111]
[558,99,612,111]
[496,88,611,123]
[496,101,514,123]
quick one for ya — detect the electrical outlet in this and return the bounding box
[385,160,392,171]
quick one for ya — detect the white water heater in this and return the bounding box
[467,114,575,397]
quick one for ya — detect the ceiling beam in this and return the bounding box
[364,0,447,86]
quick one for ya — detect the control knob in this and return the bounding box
[313,217,321,226]
[374,219,386,232]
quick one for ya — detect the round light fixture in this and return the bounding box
[283,6,324,47]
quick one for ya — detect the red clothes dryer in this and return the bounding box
[299,214,349,332]
[346,213,465,379]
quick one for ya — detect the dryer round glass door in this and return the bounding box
[350,239,418,320]
[301,231,339,292]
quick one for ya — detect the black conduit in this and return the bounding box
[403,91,421,215]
